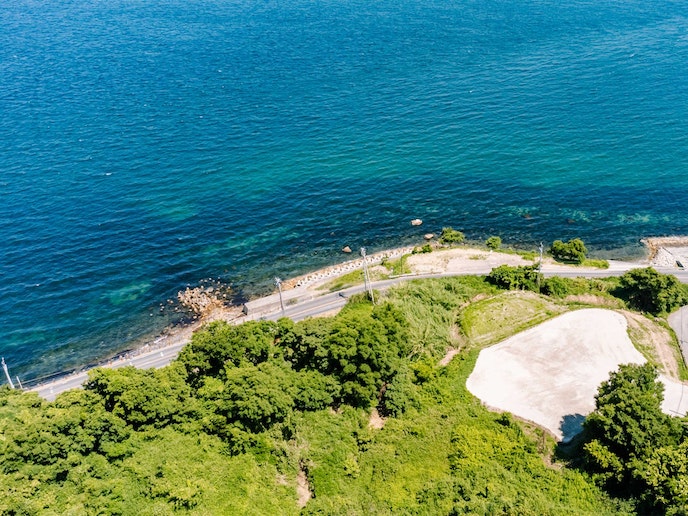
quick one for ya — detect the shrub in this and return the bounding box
[615,267,688,315]
[487,265,542,292]
[485,236,502,250]
[439,227,465,245]
[584,258,609,269]
[412,244,433,254]
[381,254,410,275]
[550,238,587,264]
[540,276,571,297]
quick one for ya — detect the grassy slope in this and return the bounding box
[2,276,642,514]
[291,278,625,514]
[296,355,624,514]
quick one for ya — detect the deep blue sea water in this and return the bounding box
[2,0,688,382]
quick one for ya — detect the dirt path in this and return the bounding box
[296,463,312,508]
[368,408,386,429]
[439,349,461,367]
[622,310,680,379]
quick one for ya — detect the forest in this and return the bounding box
[1,269,687,514]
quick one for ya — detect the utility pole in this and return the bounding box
[2,357,15,389]
[274,277,285,317]
[360,247,375,304]
[682,307,686,367]
[537,242,544,291]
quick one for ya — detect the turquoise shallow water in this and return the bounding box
[1,0,688,382]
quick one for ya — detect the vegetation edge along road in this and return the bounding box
[29,247,688,401]
[6,264,688,513]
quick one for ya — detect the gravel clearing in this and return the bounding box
[466,308,688,442]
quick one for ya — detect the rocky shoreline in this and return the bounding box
[644,236,688,269]
[27,236,688,390]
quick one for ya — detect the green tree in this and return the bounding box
[177,320,277,385]
[550,238,587,264]
[378,364,419,416]
[583,363,682,494]
[277,302,410,408]
[294,370,340,411]
[325,305,408,407]
[0,389,130,477]
[616,267,688,315]
[85,363,194,430]
[487,264,542,292]
[635,441,688,514]
[485,236,501,250]
[371,302,411,358]
[277,317,333,372]
[439,227,465,245]
[219,362,296,433]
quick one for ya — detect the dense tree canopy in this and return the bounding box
[583,363,686,513]
[219,362,296,433]
[0,299,418,513]
[2,276,678,514]
[85,363,193,430]
[177,320,277,385]
[616,267,688,315]
[1,389,130,476]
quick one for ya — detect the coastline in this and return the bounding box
[24,244,416,391]
[25,236,688,395]
[642,236,688,268]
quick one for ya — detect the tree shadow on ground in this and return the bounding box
[559,413,586,444]
[554,413,589,465]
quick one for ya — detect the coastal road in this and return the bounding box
[29,262,688,401]
[272,264,688,320]
[30,340,191,401]
[668,306,688,367]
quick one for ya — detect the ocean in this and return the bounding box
[2,0,687,382]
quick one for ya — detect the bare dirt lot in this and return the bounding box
[466,308,688,442]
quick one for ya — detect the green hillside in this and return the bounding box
[2,270,686,514]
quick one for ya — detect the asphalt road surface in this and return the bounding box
[29,263,688,401]
[669,306,688,367]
